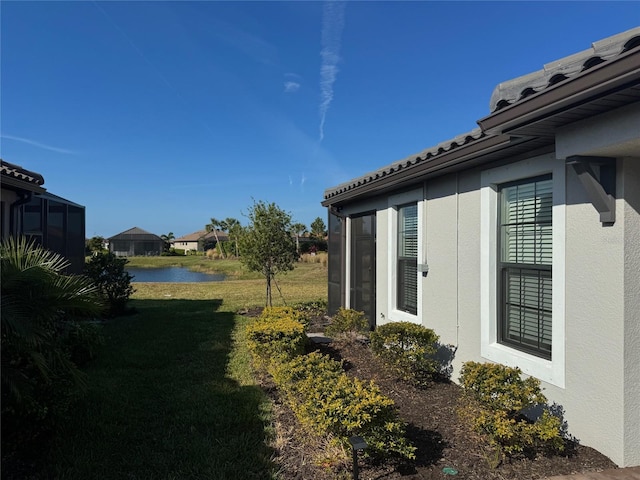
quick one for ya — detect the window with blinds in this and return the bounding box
[498,175,552,359]
[397,203,418,315]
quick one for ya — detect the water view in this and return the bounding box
[127,267,225,283]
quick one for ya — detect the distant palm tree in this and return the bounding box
[292,222,307,254]
[225,217,241,257]
[206,218,224,258]
[160,232,175,253]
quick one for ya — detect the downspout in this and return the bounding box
[9,191,33,237]
[455,172,460,348]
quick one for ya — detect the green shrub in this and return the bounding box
[259,306,309,326]
[325,308,369,341]
[65,321,105,366]
[271,352,415,460]
[245,314,306,370]
[459,361,564,455]
[291,299,327,317]
[84,252,134,316]
[370,322,439,385]
[161,248,185,256]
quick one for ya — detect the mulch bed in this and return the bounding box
[250,310,617,480]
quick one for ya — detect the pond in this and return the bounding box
[126,267,225,283]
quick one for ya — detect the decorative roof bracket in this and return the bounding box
[566,155,616,224]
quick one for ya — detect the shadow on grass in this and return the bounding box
[48,298,276,480]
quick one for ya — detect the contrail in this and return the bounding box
[319,0,346,142]
[0,134,76,155]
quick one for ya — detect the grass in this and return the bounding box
[49,260,327,479]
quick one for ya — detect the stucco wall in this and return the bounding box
[623,157,640,466]
[551,162,625,463]
[336,152,638,466]
[419,162,630,465]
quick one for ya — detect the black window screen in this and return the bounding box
[327,211,344,316]
[397,203,417,315]
[499,175,552,359]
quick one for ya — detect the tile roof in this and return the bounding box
[174,230,229,242]
[174,230,208,242]
[0,159,45,187]
[108,227,163,241]
[323,129,486,202]
[489,27,640,113]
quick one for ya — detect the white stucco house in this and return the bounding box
[173,229,228,253]
[321,28,640,467]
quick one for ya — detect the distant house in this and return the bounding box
[108,227,163,257]
[1,159,86,273]
[173,229,229,254]
[321,29,640,467]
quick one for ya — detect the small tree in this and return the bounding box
[238,200,298,306]
[86,236,105,255]
[310,216,327,239]
[84,253,135,316]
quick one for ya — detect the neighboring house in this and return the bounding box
[108,227,164,257]
[321,28,640,467]
[1,159,86,273]
[173,229,229,253]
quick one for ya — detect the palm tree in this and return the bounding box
[160,232,175,253]
[225,217,241,257]
[206,218,224,258]
[1,236,103,410]
[292,222,307,254]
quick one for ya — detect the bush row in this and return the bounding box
[245,307,415,460]
[327,313,565,457]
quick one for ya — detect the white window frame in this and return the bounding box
[481,154,566,388]
[388,189,423,324]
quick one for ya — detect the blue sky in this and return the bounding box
[1,2,638,239]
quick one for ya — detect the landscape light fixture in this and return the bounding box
[348,435,367,480]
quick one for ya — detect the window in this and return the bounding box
[480,154,565,387]
[397,203,418,315]
[498,176,552,359]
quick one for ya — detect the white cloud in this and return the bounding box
[0,134,76,155]
[319,0,346,142]
[284,81,301,93]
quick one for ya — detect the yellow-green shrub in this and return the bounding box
[325,308,369,341]
[370,322,439,386]
[459,361,564,455]
[245,315,306,370]
[260,306,309,327]
[271,352,415,460]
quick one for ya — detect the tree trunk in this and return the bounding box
[266,274,272,306]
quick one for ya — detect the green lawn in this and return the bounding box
[49,260,326,479]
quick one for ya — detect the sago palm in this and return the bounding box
[1,236,104,404]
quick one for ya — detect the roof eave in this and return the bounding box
[322,133,514,207]
[1,175,47,194]
[478,47,640,135]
